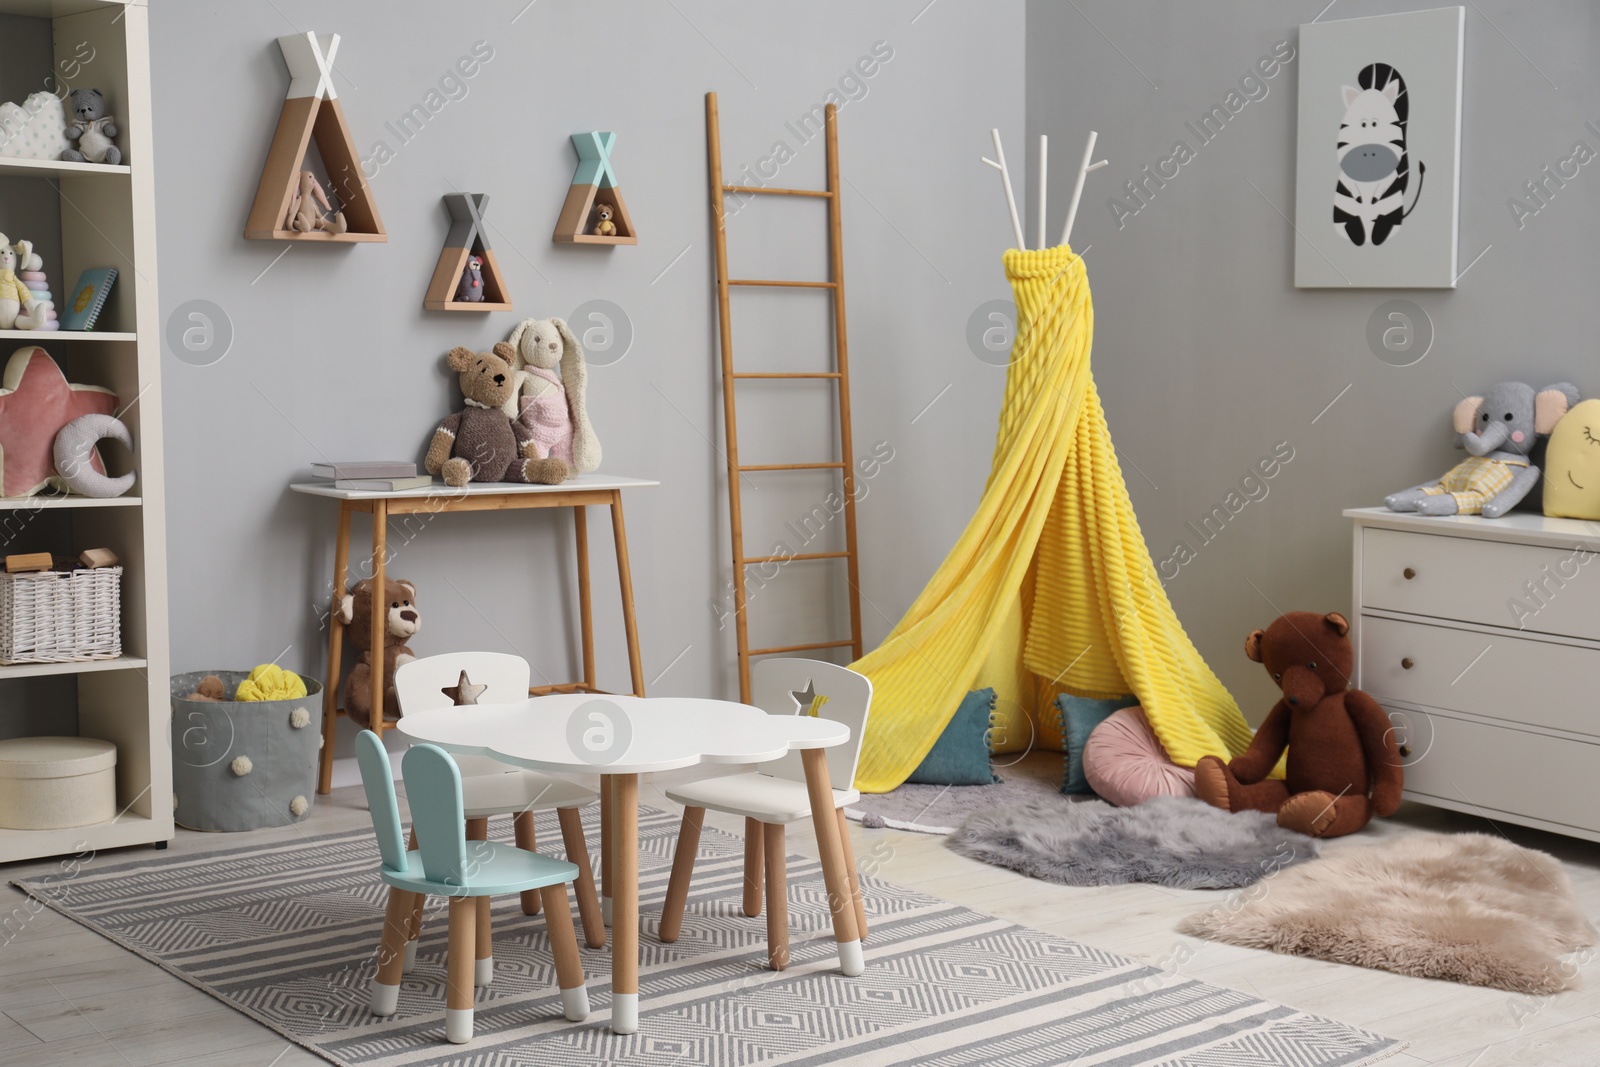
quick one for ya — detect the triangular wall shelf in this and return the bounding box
[424,193,511,311]
[553,131,638,245]
[244,32,386,243]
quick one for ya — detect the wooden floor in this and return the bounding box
[2,756,1597,1066]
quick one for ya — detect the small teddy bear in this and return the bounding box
[60,88,120,165]
[0,236,52,330]
[456,254,485,302]
[592,202,617,237]
[425,343,569,487]
[339,577,420,728]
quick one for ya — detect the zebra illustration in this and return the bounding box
[1333,62,1425,247]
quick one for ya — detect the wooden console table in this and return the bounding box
[290,474,659,794]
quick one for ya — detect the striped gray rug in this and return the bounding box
[12,806,1403,1066]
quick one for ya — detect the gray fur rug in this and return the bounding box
[947,796,1320,889]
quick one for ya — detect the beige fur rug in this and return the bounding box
[1181,831,1595,993]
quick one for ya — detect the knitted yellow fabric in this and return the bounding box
[234,664,308,702]
[850,246,1254,792]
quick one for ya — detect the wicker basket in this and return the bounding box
[0,567,122,664]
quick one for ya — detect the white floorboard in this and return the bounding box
[0,752,1594,1064]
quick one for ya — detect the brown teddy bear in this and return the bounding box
[425,343,568,487]
[1194,611,1402,838]
[339,577,420,727]
[592,202,616,237]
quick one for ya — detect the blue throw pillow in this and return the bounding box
[1058,693,1135,794]
[905,688,1000,785]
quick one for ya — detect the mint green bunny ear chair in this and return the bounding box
[354,730,589,1044]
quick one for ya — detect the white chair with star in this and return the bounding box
[392,652,605,976]
[657,658,871,971]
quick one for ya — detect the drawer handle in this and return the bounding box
[1401,657,1414,670]
[1402,567,1416,580]
[1398,744,1412,758]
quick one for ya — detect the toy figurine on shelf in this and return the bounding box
[456,254,485,302]
[285,170,348,235]
[60,89,120,165]
[591,202,617,237]
[0,236,54,330]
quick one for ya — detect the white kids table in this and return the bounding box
[395,693,861,1035]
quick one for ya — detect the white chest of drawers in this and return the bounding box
[1346,507,1600,842]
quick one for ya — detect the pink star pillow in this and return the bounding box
[0,346,118,497]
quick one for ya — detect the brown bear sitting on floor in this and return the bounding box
[1194,611,1402,838]
[340,577,420,728]
[425,342,568,487]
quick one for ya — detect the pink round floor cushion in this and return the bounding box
[1081,706,1196,806]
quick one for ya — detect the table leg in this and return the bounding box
[514,811,542,916]
[608,772,640,1034]
[600,781,612,927]
[742,817,764,917]
[575,506,596,692]
[370,500,388,741]
[799,749,862,976]
[403,827,423,971]
[763,822,789,971]
[610,492,645,696]
[319,502,351,795]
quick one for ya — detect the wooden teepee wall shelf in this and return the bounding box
[553,131,638,245]
[244,32,386,243]
[424,193,511,311]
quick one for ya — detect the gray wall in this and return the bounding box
[148,1,1025,766]
[1026,0,1600,721]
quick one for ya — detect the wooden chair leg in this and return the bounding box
[540,883,590,1021]
[465,819,492,987]
[743,816,764,917]
[800,749,863,976]
[514,811,542,916]
[403,827,423,972]
[763,823,789,971]
[659,806,704,943]
[835,806,868,939]
[558,806,605,948]
[445,895,477,1043]
[369,887,413,1015]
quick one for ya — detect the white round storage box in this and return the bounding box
[0,736,117,830]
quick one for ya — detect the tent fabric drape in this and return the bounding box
[850,245,1254,793]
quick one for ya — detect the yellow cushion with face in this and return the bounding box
[1543,398,1600,519]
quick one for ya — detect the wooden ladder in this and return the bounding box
[705,91,864,703]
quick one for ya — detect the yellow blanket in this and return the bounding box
[850,246,1254,792]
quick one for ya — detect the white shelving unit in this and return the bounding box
[0,0,170,862]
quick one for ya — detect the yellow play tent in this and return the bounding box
[850,245,1255,793]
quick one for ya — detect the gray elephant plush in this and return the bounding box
[1385,381,1579,518]
[60,89,120,165]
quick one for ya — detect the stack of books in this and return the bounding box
[310,460,432,492]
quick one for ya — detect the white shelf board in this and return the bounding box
[0,155,131,178]
[0,330,137,342]
[0,495,140,511]
[0,655,148,680]
[0,812,169,866]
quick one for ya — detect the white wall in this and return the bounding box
[148,0,1026,761]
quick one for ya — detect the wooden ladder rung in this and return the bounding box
[748,639,856,657]
[742,550,850,565]
[724,184,833,199]
[737,461,846,472]
[732,371,842,380]
[728,278,837,289]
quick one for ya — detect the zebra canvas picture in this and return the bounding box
[1294,7,1464,288]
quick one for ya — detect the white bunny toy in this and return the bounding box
[0,235,53,330]
[502,317,602,475]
